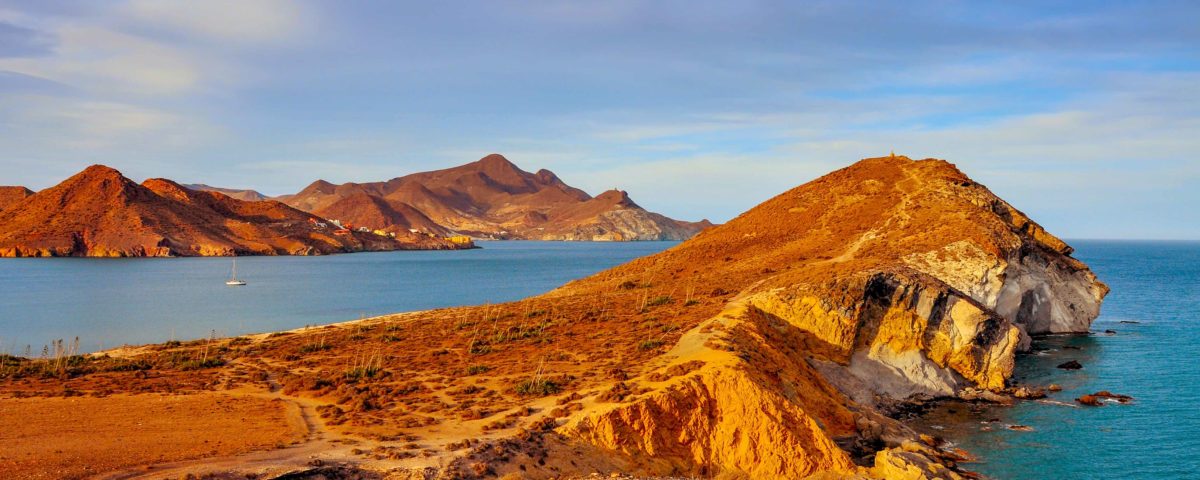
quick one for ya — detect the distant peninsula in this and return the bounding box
[0,165,469,257]
[0,154,713,257]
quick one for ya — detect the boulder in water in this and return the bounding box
[1011,386,1047,399]
[1076,395,1103,406]
[1057,360,1083,370]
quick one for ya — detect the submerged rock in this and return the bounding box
[1076,395,1104,406]
[1057,360,1083,370]
[1010,386,1047,399]
[1091,391,1134,404]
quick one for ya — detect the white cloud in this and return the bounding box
[0,95,220,151]
[0,25,202,95]
[123,0,308,44]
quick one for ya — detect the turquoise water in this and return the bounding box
[2,238,1195,477]
[912,240,1200,479]
[0,241,676,354]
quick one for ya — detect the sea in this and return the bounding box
[0,241,677,354]
[911,240,1200,479]
[0,239,1195,478]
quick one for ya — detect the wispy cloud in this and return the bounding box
[122,0,309,44]
[0,1,1196,238]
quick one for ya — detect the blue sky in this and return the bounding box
[1,1,1197,239]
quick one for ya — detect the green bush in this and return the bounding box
[646,295,672,306]
[515,378,561,396]
[466,364,492,375]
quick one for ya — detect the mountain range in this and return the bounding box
[272,154,711,240]
[0,165,462,257]
[0,154,710,257]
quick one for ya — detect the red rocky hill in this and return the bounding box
[276,154,712,240]
[0,165,464,257]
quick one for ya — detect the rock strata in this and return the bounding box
[546,155,1107,478]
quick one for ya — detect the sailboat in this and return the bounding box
[225,257,247,286]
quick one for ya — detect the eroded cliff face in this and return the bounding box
[536,155,1107,479]
[903,237,1107,335]
[743,273,1021,405]
[557,295,980,479]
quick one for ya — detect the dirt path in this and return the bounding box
[93,365,381,479]
[820,166,927,265]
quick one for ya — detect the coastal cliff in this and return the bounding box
[0,156,1105,479]
[532,156,1106,478]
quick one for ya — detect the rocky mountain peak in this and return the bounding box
[0,186,34,211]
[594,189,640,209]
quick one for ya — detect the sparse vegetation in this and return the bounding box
[299,337,331,353]
[466,364,492,375]
[638,338,666,351]
[468,341,492,355]
[646,295,672,306]
[515,359,562,396]
[178,358,226,370]
[344,352,384,382]
[515,378,561,396]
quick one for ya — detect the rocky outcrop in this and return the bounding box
[0,185,33,211]
[540,155,1106,478]
[182,183,268,202]
[0,165,467,257]
[275,154,712,241]
[561,303,860,478]
[559,284,998,479]
[903,239,1107,334]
